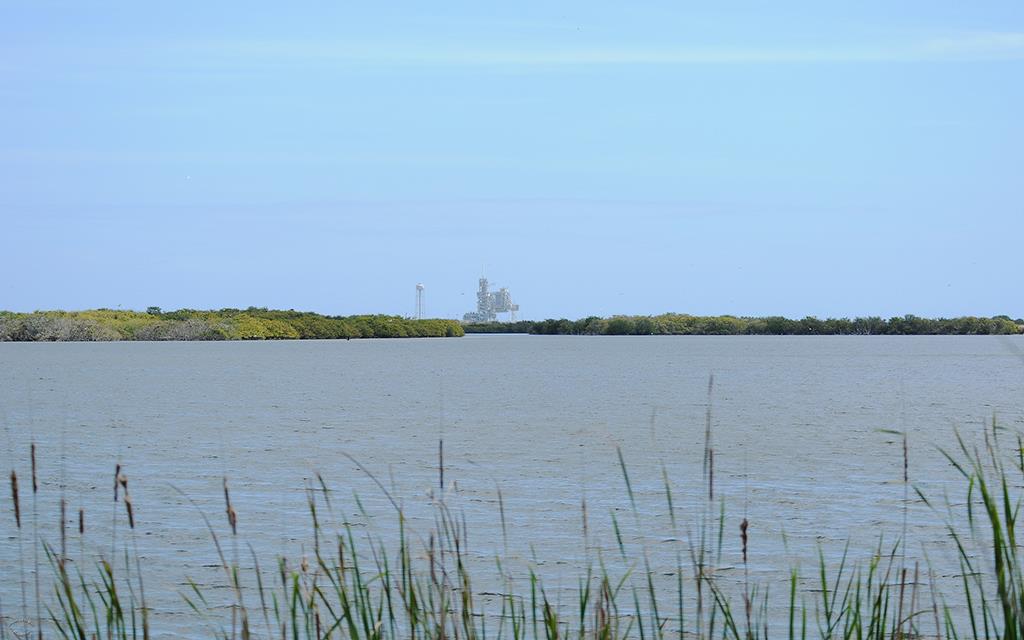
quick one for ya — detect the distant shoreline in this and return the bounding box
[464,313,1024,336]
[0,308,464,342]
[2,309,1021,342]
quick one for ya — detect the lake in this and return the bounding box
[2,335,1023,637]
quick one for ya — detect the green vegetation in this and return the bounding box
[465,314,1024,336]
[5,310,1018,341]
[462,320,537,334]
[5,421,1024,638]
[0,308,464,341]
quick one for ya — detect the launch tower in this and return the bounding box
[462,277,519,323]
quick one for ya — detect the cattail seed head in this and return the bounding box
[79,508,85,535]
[124,494,135,529]
[60,498,67,567]
[30,442,38,494]
[708,448,715,501]
[740,518,749,565]
[222,477,237,534]
[10,470,20,529]
[903,434,909,484]
[114,464,121,502]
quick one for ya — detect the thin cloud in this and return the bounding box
[187,30,1024,67]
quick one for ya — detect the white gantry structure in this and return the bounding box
[462,277,519,323]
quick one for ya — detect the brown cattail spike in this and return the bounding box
[740,518,749,565]
[10,470,20,529]
[79,508,85,535]
[223,478,237,535]
[708,449,715,501]
[30,443,38,494]
[60,499,67,568]
[903,434,909,484]
[124,494,135,529]
[114,464,121,502]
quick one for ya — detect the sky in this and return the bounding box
[1,2,1022,320]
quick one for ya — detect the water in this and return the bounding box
[2,335,1023,636]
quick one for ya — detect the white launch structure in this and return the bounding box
[462,276,519,323]
[415,283,425,320]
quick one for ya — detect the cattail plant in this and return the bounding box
[223,477,237,536]
[77,506,86,613]
[121,474,134,530]
[741,518,751,640]
[30,442,41,640]
[111,462,121,562]
[29,444,37,494]
[9,470,18,530]
[10,468,28,639]
[59,498,67,571]
[15,421,1024,639]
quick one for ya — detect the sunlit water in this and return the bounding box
[2,335,1023,637]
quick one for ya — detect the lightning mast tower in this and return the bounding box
[415,283,425,320]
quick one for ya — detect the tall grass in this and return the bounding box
[3,421,1024,639]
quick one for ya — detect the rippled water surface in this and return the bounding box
[2,335,1023,636]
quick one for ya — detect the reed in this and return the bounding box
[32,441,41,640]
[4,423,1024,639]
[10,468,28,638]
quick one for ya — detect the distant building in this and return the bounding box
[462,277,519,322]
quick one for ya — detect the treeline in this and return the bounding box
[464,314,1024,336]
[0,308,464,341]
[461,320,536,334]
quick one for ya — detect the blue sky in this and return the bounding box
[2,2,1022,319]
